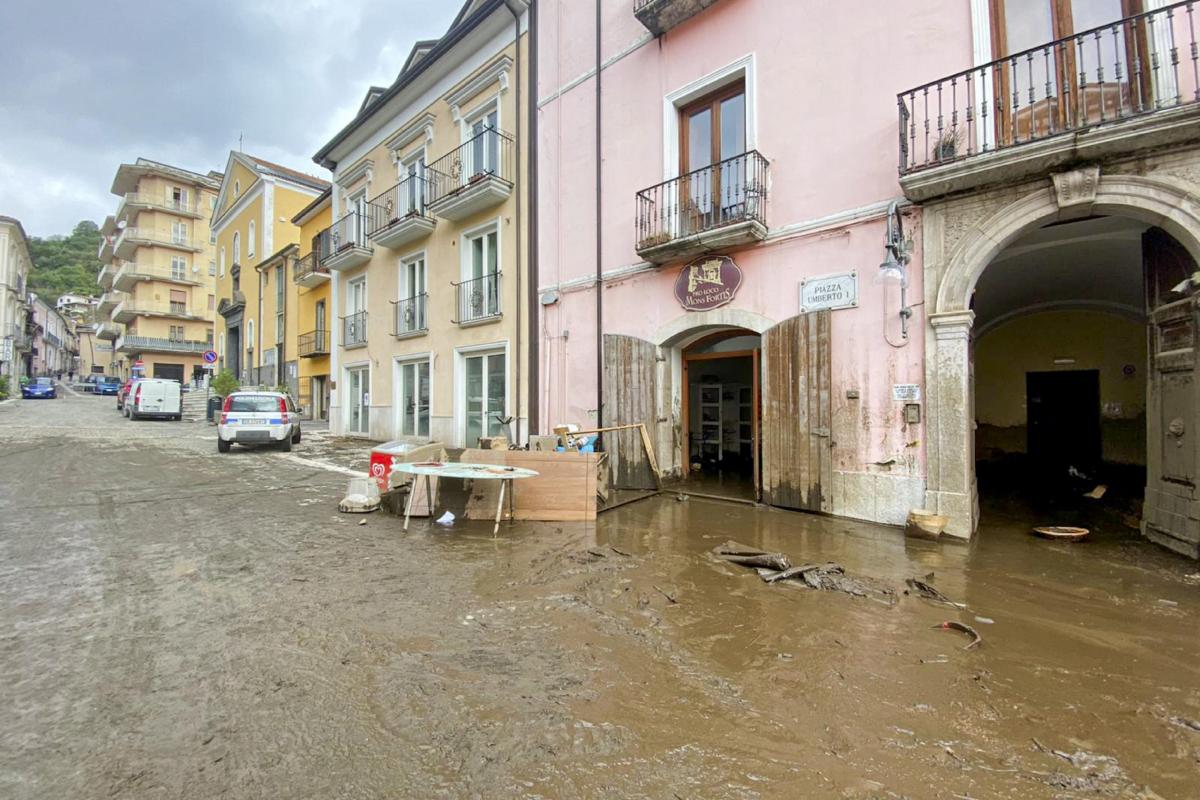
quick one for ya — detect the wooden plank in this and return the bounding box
[602,334,659,490]
[816,309,833,512]
[461,449,599,521]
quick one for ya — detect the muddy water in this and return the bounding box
[463,497,1200,799]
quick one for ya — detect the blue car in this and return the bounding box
[96,378,121,396]
[22,377,57,399]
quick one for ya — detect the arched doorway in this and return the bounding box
[680,327,761,500]
[924,169,1200,557]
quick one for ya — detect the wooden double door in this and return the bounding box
[602,310,831,511]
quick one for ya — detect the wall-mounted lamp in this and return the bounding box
[879,201,913,339]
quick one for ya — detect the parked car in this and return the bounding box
[96,377,121,396]
[117,378,139,412]
[127,379,182,421]
[22,377,57,400]
[216,392,301,453]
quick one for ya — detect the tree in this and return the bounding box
[27,221,104,299]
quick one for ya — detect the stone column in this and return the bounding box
[925,309,977,538]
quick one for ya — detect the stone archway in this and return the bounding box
[923,168,1200,539]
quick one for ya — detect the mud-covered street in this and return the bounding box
[1,391,1198,799]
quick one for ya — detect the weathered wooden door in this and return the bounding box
[602,334,660,490]
[1143,227,1200,558]
[760,311,832,511]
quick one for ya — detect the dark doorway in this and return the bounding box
[1027,369,1102,483]
[153,362,185,382]
[227,326,241,378]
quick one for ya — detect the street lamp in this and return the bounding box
[879,201,913,339]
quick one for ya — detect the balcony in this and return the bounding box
[113,300,201,323]
[342,311,368,348]
[453,273,501,325]
[293,251,329,287]
[116,335,210,355]
[367,175,436,249]
[7,324,31,351]
[898,0,1200,200]
[319,212,372,272]
[635,150,769,264]
[114,227,204,259]
[98,236,115,265]
[97,291,124,316]
[116,192,205,222]
[95,322,120,341]
[297,329,329,357]
[42,331,62,349]
[112,261,201,292]
[634,0,723,36]
[97,262,118,289]
[426,128,514,221]
[392,293,428,338]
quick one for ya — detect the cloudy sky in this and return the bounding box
[0,0,460,237]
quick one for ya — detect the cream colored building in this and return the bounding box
[312,0,531,444]
[0,215,33,385]
[210,152,329,391]
[94,159,222,381]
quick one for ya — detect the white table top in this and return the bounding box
[391,461,539,480]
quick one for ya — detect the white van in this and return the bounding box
[127,379,183,421]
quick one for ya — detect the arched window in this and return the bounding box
[246,319,255,352]
[248,220,256,257]
[233,231,241,264]
[219,246,226,277]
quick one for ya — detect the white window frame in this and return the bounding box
[396,250,428,336]
[344,361,371,436]
[248,220,256,257]
[454,340,509,448]
[399,148,427,214]
[219,247,226,277]
[172,220,188,245]
[460,218,501,282]
[170,255,187,281]
[393,353,432,438]
[662,54,757,183]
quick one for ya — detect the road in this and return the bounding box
[1,389,1199,799]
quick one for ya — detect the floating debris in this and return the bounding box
[905,577,965,608]
[934,620,982,649]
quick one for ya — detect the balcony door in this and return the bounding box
[679,82,746,234]
[467,105,499,179]
[463,350,505,447]
[992,0,1147,140]
[315,299,326,349]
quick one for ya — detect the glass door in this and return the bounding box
[402,256,426,332]
[397,359,430,436]
[402,155,425,214]
[468,231,499,318]
[347,366,369,434]
[464,351,505,446]
[679,83,745,234]
[469,107,499,178]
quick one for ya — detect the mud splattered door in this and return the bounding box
[602,334,660,490]
[760,311,832,511]
[1143,227,1200,557]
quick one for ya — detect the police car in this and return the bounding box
[216,391,301,453]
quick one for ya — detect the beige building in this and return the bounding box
[95,159,222,382]
[312,0,531,444]
[0,215,34,386]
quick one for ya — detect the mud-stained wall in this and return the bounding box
[975,310,1146,465]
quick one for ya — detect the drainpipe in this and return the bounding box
[594,0,603,429]
[254,262,264,386]
[506,0,524,443]
[526,0,540,436]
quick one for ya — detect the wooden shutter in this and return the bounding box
[760,311,832,511]
[602,334,659,490]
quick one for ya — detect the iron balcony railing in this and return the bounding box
[898,0,1200,175]
[293,251,328,284]
[121,192,204,215]
[43,331,62,348]
[297,329,329,357]
[426,127,515,206]
[367,174,432,236]
[342,311,368,347]
[453,273,501,324]
[635,150,769,251]
[321,212,370,258]
[117,335,209,354]
[392,293,428,336]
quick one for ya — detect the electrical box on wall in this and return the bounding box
[904,403,921,424]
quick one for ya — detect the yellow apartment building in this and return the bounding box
[94,159,222,382]
[211,152,329,393]
[311,0,531,444]
[291,188,333,419]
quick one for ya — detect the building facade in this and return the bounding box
[95,159,222,382]
[312,0,531,445]
[28,294,76,377]
[0,216,33,387]
[536,0,967,523]
[56,293,97,322]
[211,152,329,392]
[292,189,333,420]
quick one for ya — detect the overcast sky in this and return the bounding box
[0,0,460,237]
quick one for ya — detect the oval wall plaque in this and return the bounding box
[674,256,742,311]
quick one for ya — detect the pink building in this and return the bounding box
[537,0,1200,557]
[535,0,971,525]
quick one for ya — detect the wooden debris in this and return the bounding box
[652,585,678,604]
[905,577,966,608]
[934,620,982,649]
[905,508,948,540]
[609,546,632,557]
[713,541,791,571]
